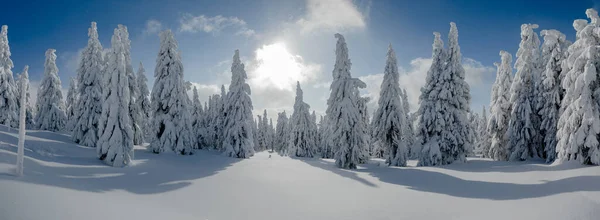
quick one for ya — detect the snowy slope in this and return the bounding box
[0,125,599,220]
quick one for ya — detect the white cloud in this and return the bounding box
[463,58,495,86]
[361,57,496,113]
[178,14,256,37]
[144,19,163,35]
[296,0,369,34]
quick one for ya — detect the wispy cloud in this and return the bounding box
[296,0,369,34]
[178,14,256,37]
[144,19,163,35]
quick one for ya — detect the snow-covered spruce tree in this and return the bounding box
[222,50,255,158]
[0,25,19,128]
[538,30,569,163]
[401,88,417,159]
[207,85,226,150]
[217,85,227,149]
[357,97,371,163]
[17,66,35,129]
[96,28,134,167]
[325,34,368,169]
[252,116,260,151]
[149,30,193,155]
[256,115,264,151]
[443,22,473,163]
[72,22,105,147]
[136,62,151,140]
[65,77,78,131]
[205,94,219,149]
[288,82,318,157]
[416,32,446,166]
[310,111,318,154]
[257,110,271,151]
[319,115,333,158]
[118,25,143,145]
[269,118,275,151]
[372,45,408,166]
[476,106,491,156]
[35,49,67,132]
[556,9,600,165]
[468,112,480,154]
[487,51,513,160]
[192,86,206,149]
[274,111,289,154]
[418,23,473,166]
[507,24,543,161]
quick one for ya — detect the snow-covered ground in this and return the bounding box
[0,125,599,220]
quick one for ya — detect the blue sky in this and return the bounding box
[1,0,598,119]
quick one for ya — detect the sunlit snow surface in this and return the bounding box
[0,125,599,220]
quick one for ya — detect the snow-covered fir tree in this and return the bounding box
[317,115,324,154]
[310,111,318,154]
[65,77,78,131]
[252,115,260,151]
[487,51,513,160]
[372,45,408,166]
[325,34,367,169]
[256,115,264,151]
[0,25,18,128]
[476,106,491,156]
[556,9,600,165]
[206,94,220,149]
[207,85,226,150]
[35,49,67,132]
[17,66,35,129]
[257,110,272,151]
[192,86,206,149]
[357,97,371,163]
[418,23,473,166]
[72,22,105,147]
[136,62,151,140]
[444,22,473,162]
[149,30,193,155]
[288,82,318,157]
[96,28,134,167]
[401,88,417,159]
[269,118,275,151]
[538,29,569,163]
[507,24,543,161]
[417,32,446,166]
[274,111,289,154]
[319,115,333,158]
[469,112,480,154]
[118,25,143,145]
[222,50,255,158]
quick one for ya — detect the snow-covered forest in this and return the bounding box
[1,7,600,220]
[1,9,600,168]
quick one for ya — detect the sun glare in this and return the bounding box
[254,42,303,90]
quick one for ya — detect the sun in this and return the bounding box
[253,42,303,90]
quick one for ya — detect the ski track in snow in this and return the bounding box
[0,125,599,220]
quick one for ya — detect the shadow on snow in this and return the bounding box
[295,156,377,187]
[0,127,240,195]
[294,155,600,200]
